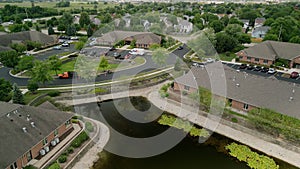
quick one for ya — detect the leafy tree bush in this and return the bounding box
[47,162,61,169]
[58,155,67,163]
[0,78,12,102]
[12,83,24,104]
[71,131,89,148]
[158,114,209,137]
[27,81,39,93]
[67,147,74,154]
[0,50,19,68]
[48,90,60,97]
[226,142,279,169]
[24,165,37,169]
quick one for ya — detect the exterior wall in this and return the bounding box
[231,100,256,112]
[237,52,274,66]
[174,82,197,93]
[8,119,73,169]
[291,56,300,68]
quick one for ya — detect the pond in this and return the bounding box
[76,97,249,169]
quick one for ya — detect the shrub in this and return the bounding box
[47,162,60,169]
[231,118,238,123]
[71,131,89,148]
[58,155,67,163]
[67,147,74,154]
[48,90,60,97]
[71,119,79,123]
[24,165,38,169]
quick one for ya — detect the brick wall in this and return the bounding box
[231,100,255,112]
[8,119,73,169]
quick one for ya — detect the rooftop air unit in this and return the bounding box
[51,140,57,146]
[44,146,50,153]
[30,122,35,128]
[22,127,27,133]
[40,149,46,156]
[55,138,60,144]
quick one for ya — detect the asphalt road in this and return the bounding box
[0,46,179,87]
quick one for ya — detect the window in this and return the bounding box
[239,56,243,59]
[247,57,251,61]
[243,104,249,110]
[263,59,268,64]
[54,129,58,136]
[255,58,259,62]
[184,85,190,91]
[43,138,48,145]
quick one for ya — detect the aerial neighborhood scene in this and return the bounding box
[1,0,300,169]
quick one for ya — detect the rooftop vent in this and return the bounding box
[22,127,27,133]
[26,115,31,121]
[31,122,35,128]
[6,113,10,118]
[289,97,293,101]
[292,89,295,93]
[236,83,240,87]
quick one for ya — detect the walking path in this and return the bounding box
[59,82,300,168]
[70,118,110,169]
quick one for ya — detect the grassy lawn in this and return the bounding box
[53,59,76,75]
[0,2,115,11]
[218,53,237,62]
[98,56,146,72]
[23,91,49,105]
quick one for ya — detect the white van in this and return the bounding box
[129,48,145,55]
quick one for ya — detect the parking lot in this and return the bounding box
[222,62,300,84]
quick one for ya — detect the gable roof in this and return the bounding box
[0,31,56,47]
[0,102,73,168]
[252,26,270,34]
[175,63,300,119]
[242,41,300,61]
[96,31,161,45]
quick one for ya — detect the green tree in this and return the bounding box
[25,40,42,51]
[61,12,73,25]
[152,48,169,67]
[263,34,278,41]
[289,36,300,44]
[209,20,224,33]
[149,23,162,34]
[99,56,109,71]
[87,24,93,37]
[75,41,85,50]
[57,24,66,31]
[30,61,53,86]
[215,32,238,53]
[27,81,39,94]
[48,25,55,35]
[10,43,27,53]
[47,55,62,75]
[66,24,77,36]
[174,58,181,71]
[12,83,24,104]
[0,78,12,102]
[237,33,251,44]
[9,24,29,32]
[224,24,243,37]
[220,15,229,26]
[16,55,34,72]
[35,24,40,32]
[0,50,19,68]
[149,43,160,50]
[79,12,91,28]
[130,39,136,48]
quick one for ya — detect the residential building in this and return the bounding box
[174,19,193,34]
[96,31,161,48]
[240,19,250,29]
[0,102,74,169]
[254,17,266,28]
[236,40,300,68]
[251,26,270,38]
[173,63,300,119]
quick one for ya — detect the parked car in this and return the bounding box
[239,64,247,69]
[109,47,116,51]
[62,42,69,47]
[267,68,276,74]
[290,71,299,79]
[113,52,121,58]
[205,58,215,63]
[246,65,254,70]
[58,71,74,79]
[53,45,62,50]
[260,67,269,73]
[192,62,205,68]
[253,66,262,71]
[177,46,183,50]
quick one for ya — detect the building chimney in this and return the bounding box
[22,127,27,133]
[31,122,35,128]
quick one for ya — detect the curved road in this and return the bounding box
[0,45,188,87]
